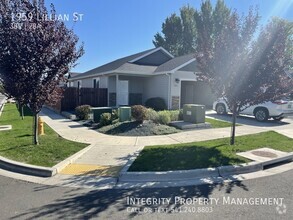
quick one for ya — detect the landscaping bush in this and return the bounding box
[131,105,147,123]
[100,113,112,126]
[169,110,180,121]
[145,97,167,111]
[178,109,183,120]
[112,109,119,120]
[146,108,159,123]
[75,105,91,120]
[158,111,171,125]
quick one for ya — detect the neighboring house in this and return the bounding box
[68,47,216,109]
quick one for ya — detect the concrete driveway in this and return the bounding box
[206,110,293,138]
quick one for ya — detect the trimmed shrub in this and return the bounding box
[145,97,167,111]
[158,111,171,125]
[100,113,112,126]
[146,108,159,123]
[131,105,147,123]
[75,105,91,120]
[112,109,119,120]
[178,109,183,120]
[169,110,180,121]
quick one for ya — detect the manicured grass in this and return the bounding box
[97,120,180,136]
[206,117,236,128]
[0,104,87,167]
[129,131,293,171]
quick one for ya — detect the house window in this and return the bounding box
[93,78,100,88]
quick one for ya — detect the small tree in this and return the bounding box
[195,2,292,145]
[0,0,84,144]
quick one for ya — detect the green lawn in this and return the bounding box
[206,117,237,128]
[0,104,87,167]
[129,131,293,171]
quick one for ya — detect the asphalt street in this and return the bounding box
[0,168,292,220]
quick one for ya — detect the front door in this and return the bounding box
[117,80,129,106]
[181,82,194,107]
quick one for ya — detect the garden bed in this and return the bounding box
[97,120,180,136]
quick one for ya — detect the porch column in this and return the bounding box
[116,74,119,107]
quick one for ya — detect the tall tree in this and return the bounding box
[0,0,84,145]
[153,1,231,56]
[153,6,197,56]
[195,4,292,145]
[179,5,197,55]
[153,13,183,56]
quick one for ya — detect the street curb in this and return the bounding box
[218,162,263,176]
[118,153,293,183]
[0,155,56,177]
[52,143,94,173]
[119,168,218,182]
[0,143,93,178]
[262,153,293,167]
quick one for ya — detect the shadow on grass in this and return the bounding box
[10,175,249,219]
[0,144,33,152]
[17,105,33,117]
[16,134,32,138]
[129,145,247,171]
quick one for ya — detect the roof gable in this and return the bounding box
[70,47,173,80]
[133,50,173,66]
[155,54,197,73]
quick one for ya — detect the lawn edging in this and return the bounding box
[52,143,94,173]
[118,153,293,183]
[0,155,56,177]
[0,143,94,177]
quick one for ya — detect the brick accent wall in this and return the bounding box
[171,96,180,110]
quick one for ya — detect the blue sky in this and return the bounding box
[45,0,293,73]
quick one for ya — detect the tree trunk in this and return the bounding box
[230,104,237,145]
[21,105,24,120]
[33,113,39,145]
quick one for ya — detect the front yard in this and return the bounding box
[129,131,293,171]
[0,104,88,167]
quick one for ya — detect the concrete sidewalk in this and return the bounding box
[40,108,270,168]
[0,107,290,189]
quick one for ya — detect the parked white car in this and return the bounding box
[213,98,293,122]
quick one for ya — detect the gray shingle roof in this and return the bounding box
[68,72,80,78]
[116,63,158,74]
[155,54,195,73]
[70,48,157,79]
[70,48,197,80]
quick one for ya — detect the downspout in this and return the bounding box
[166,73,171,110]
[116,74,119,108]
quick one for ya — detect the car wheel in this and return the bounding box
[216,104,226,115]
[273,116,284,121]
[254,108,269,122]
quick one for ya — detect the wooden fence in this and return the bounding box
[60,87,108,111]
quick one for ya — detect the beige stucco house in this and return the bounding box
[68,47,216,109]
